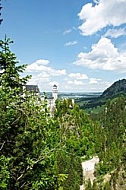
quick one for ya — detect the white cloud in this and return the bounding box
[25,59,67,91]
[49,81,59,87]
[68,73,88,80]
[35,59,49,65]
[74,37,126,73]
[68,80,84,85]
[89,78,101,84]
[64,41,78,46]
[104,28,126,38]
[78,0,126,36]
[27,75,50,85]
[68,80,73,84]
[26,59,49,72]
[66,78,111,92]
[26,59,67,76]
[74,80,84,85]
[63,29,72,35]
[50,69,67,76]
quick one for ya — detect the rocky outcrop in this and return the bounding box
[80,156,99,190]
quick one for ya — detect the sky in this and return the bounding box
[0,0,126,92]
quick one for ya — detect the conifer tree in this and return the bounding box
[0,37,59,189]
[0,35,30,90]
[0,37,83,189]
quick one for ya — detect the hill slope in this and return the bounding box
[100,79,126,99]
[80,79,126,109]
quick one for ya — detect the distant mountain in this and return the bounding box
[80,79,126,110]
[100,79,126,99]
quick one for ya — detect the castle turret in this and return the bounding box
[52,84,58,101]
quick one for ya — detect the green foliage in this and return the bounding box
[1,36,126,189]
[103,181,111,190]
[0,37,55,189]
[0,35,30,89]
[93,95,126,189]
[0,88,57,188]
[77,79,126,110]
[0,37,84,189]
[0,155,10,189]
[85,179,92,190]
[55,99,98,159]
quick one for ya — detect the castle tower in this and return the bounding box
[52,84,58,101]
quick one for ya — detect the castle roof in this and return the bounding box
[26,85,40,93]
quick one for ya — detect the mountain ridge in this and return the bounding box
[79,79,126,110]
[100,78,126,99]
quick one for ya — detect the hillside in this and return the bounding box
[86,95,126,190]
[100,79,126,99]
[79,79,126,110]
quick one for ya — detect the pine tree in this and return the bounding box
[0,35,30,90]
[0,37,59,189]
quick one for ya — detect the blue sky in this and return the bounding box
[0,0,126,92]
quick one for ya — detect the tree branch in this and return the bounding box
[0,141,5,151]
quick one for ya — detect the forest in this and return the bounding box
[75,79,126,116]
[0,37,126,189]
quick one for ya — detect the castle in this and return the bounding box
[26,84,58,112]
[41,84,58,111]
